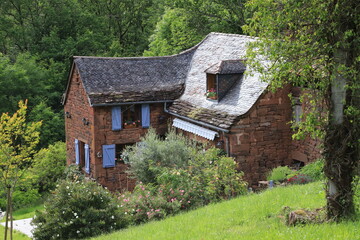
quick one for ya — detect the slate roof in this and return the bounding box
[168,33,269,130]
[68,48,196,105]
[205,60,247,74]
[64,32,269,130]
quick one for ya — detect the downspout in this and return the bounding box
[224,134,230,157]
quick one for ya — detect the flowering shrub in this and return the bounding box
[32,179,127,240]
[117,145,247,225]
[118,184,173,224]
[287,174,312,185]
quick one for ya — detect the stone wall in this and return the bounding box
[92,103,169,191]
[65,67,171,192]
[64,67,94,167]
[230,86,293,187]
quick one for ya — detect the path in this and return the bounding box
[1,218,34,238]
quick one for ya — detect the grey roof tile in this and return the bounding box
[73,48,195,105]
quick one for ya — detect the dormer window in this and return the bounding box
[204,60,246,102]
[206,74,218,100]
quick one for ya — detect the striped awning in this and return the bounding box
[172,118,218,140]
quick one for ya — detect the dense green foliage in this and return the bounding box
[0,141,66,210]
[0,100,41,239]
[92,182,360,240]
[33,131,247,238]
[124,129,193,184]
[244,0,360,220]
[0,0,250,149]
[120,130,247,224]
[267,166,293,182]
[32,178,126,240]
[297,159,325,181]
[30,142,67,193]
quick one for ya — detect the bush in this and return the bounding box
[287,174,312,185]
[267,166,294,182]
[298,159,324,181]
[117,184,172,224]
[31,141,67,193]
[125,128,195,184]
[0,173,40,210]
[32,178,127,240]
[119,148,247,224]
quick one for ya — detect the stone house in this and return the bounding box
[63,33,321,191]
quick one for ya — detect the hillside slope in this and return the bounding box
[91,182,360,240]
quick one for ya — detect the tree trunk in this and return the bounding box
[324,49,359,220]
[10,191,13,240]
[4,186,11,240]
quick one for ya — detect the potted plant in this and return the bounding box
[205,88,217,100]
[124,119,140,129]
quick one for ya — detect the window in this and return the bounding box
[123,105,141,128]
[103,144,115,168]
[75,139,90,174]
[205,74,218,100]
[85,144,90,174]
[102,143,134,168]
[112,104,151,130]
[112,106,122,130]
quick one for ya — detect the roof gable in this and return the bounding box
[65,48,196,105]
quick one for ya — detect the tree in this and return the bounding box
[144,8,206,56]
[244,0,360,220]
[0,100,41,240]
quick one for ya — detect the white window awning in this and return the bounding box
[172,118,218,140]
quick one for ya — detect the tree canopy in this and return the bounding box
[244,0,360,220]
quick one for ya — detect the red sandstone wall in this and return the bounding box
[230,86,293,187]
[92,103,169,191]
[291,137,322,164]
[65,66,171,192]
[290,87,323,163]
[64,67,94,168]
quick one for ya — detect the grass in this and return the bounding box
[11,202,44,221]
[0,226,31,240]
[0,201,44,222]
[0,202,43,240]
[91,182,360,240]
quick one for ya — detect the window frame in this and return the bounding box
[206,74,218,100]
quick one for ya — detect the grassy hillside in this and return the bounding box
[91,182,360,240]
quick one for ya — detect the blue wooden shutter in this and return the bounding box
[102,144,115,168]
[141,104,150,128]
[112,106,122,130]
[75,139,80,165]
[85,144,90,173]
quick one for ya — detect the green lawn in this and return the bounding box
[91,182,360,240]
[0,202,43,240]
[0,226,31,240]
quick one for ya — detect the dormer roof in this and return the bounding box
[169,33,269,129]
[205,60,246,75]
